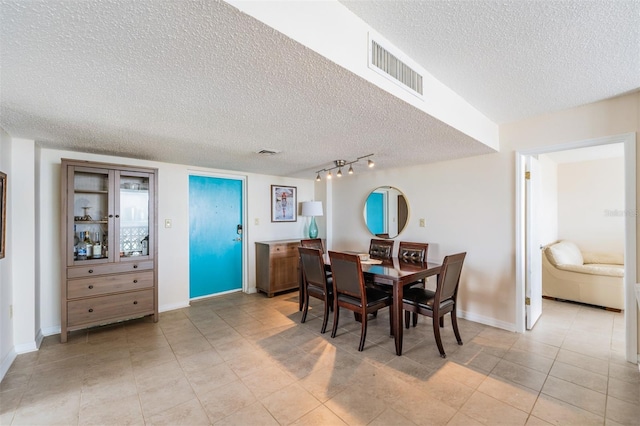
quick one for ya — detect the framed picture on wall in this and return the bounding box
[271,185,297,222]
[0,171,6,259]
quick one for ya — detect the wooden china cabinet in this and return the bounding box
[60,159,158,342]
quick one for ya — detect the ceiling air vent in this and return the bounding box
[368,33,424,98]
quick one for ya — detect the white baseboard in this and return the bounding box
[41,325,61,337]
[159,301,190,313]
[0,349,17,382]
[14,341,38,355]
[458,309,517,333]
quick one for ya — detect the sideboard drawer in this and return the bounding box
[67,289,154,327]
[67,271,154,299]
[67,260,154,279]
[269,243,298,257]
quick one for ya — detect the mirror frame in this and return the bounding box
[363,186,409,239]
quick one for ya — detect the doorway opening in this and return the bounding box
[515,132,637,363]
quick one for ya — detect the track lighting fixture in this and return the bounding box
[314,154,374,181]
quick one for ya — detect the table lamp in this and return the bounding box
[301,201,323,238]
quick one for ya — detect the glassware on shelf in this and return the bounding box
[92,232,102,258]
[77,231,91,261]
[81,206,92,221]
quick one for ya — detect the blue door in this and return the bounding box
[189,175,243,298]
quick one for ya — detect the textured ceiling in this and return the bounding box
[340,0,640,124]
[1,1,638,178]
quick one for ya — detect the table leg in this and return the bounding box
[393,281,403,355]
[298,262,304,311]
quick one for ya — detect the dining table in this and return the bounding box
[323,253,442,356]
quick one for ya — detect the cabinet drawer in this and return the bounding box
[67,271,153,299]
[269,243,298,257]
[67,289,154,327]
[67,260,153,279]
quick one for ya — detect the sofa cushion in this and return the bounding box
[546,241,583,266]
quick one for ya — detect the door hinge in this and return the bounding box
[525,297,531,306]
[525,171,531,180]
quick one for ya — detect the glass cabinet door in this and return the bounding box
[70,167,111,265]
[116,172,151,260]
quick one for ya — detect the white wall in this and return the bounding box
[538,155,559,246]
[557,157,625,253]
[34,149,315,337]
[0,128,15,379]
[331,92,639,334]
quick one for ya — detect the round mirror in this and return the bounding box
[363,186,408,239]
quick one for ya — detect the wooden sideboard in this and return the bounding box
[255,239,300,297]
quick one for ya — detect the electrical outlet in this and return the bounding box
[254,218,260,225]
[419,218,425,227]
[165,219,172,228]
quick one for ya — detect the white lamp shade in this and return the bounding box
[301,201,323,217]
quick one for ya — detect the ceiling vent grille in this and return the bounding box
[369,34,423,98]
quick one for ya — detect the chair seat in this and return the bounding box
[402,287,454,311]
[337,287,392,309]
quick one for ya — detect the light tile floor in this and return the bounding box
[1,293,639,425]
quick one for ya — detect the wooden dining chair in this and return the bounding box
[328,251,393,351]
[368,239,394,259]
[398,241,429,326]
[402,252,467,358]
[298,247,333,333]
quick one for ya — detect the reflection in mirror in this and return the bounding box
[363,186,408,239]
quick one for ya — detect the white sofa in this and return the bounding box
[542,240,624,311]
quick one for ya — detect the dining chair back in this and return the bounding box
[402,252,467,358]
[369,239,394,259]
[298,247,333,333]
[301,238,325,253]
[328,251,393,351]
[398,241,428,262]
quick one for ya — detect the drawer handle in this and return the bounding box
[133,265,138,269]
[133,301,138,305]
[88,285,94,289]
[115,214,120,218]
[88,308,93,313]
[108,214,114,218]
[88,269,93,274]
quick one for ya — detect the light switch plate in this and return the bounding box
[165,219,172,228]
[419,218,425,227]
